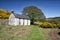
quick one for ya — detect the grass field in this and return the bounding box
[0,25,47,40]
[0,25,60,40]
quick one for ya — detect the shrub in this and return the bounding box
[39,22,57,28]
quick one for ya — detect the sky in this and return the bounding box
[0,0,60,18]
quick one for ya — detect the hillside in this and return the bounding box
[0,9,11,19]
[46,17,60,24]
[47,17,60,20]
[0,25,60,40]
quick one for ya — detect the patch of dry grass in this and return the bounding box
[0,25,47,40]
[39,28,60,40]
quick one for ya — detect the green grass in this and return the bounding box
[0,25,47,40]
[27,25,47,40]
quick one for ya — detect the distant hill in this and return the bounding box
[47,17,60,19]
[46,17,60,24]
[0,9,11,19]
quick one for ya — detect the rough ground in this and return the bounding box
[0,25,60,40]
[15,26,31,37]
[40,28,60,40]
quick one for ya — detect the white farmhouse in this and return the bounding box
[9,13,30,26]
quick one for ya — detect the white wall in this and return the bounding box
[14,18,19,25]
[24,19,28,25]
[9,13,16,25]
[19,19,24,25]
[27,20,30,25]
